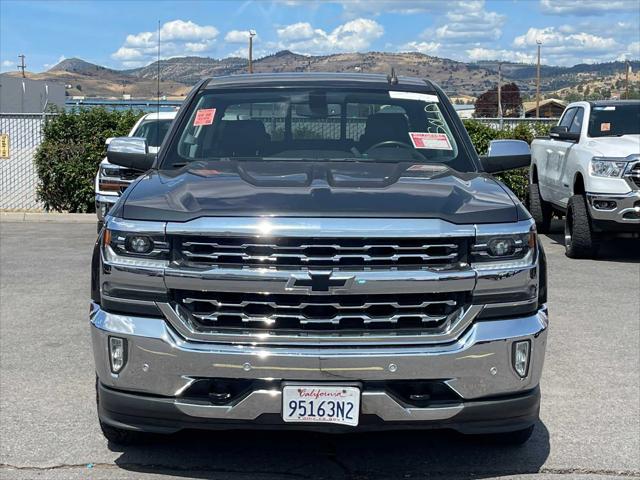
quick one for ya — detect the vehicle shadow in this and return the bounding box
[110,421,550,479]
[543,219,640,264]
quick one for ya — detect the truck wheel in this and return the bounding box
[99,421,149,446]
[468,425,535,446]
[565,194,599,259]
[96,377,148,445]
[528,183,552,233]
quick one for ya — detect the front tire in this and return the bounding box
[96,377,149,445]
[528,183,552,233]
[467,425,535,446]
[565,194,599,258]
[99,420,148,446]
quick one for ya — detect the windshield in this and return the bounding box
[160,88,476,171]
[588,104,640,137]
[133,119,173,147]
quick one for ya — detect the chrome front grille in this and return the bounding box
[627,162,640,189]
[173,291,466,332]
[175,236,465,270]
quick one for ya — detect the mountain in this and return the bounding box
[126,56,248,84]
[1,57,190,98]
[2,53,637,100]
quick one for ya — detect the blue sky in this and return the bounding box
[1,0,639,73]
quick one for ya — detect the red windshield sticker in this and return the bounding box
[409,132,452,150]
[194,108,216,126]
[600,122,611,132]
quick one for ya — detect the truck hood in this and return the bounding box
[584,134,640,157]
[120,160,521,224]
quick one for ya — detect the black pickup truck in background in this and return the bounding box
[91,72,548,445]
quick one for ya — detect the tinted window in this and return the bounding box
[569,107,584,134]
[164,88,476,172]
[559,108,576,128]
[588,104,640,137]
[133,119,172,147]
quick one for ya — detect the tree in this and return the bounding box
[474,82,522,118]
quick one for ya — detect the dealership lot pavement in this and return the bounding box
[0,221,638,480]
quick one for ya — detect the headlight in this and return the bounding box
[100,165,121,177]
[471,225,536,270]
[98,165,128,193]
[103,225,169,267]
[590,157,627,177]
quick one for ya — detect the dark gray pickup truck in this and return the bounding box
[91,72,548,445]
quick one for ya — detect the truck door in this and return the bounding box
[544,107,576,205]
[557,107,585,206]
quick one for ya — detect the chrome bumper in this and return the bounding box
[91,303,547,424]
[587,191,640,224]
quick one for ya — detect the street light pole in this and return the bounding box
[625,60,630,100]
[497,62,503,129]
[536,40,542,118]
[248,30,256,73]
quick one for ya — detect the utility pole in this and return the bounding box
[248,30,256,73]
[536,40,542,118]
[18,54,26,78]
[497,62,503,129]
[625,60,630,99]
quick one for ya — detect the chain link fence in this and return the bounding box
[0,114,55,211]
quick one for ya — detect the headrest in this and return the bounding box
[360,113,410,149]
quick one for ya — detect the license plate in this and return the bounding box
[282,386,360,426]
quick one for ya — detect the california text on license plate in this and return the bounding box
[282,386,360,426]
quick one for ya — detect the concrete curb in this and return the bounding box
[0,212,96,224]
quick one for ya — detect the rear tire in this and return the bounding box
[565,194,599,259]
[528,183,552,233]
[468,425,535,446]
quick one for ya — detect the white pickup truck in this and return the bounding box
[529,100,640,258]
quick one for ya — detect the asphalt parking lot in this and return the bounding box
[0,220,638,480]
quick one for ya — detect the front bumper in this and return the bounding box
[587,191,640,228]
[91,303,547,433]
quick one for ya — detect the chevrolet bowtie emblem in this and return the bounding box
[286,271,354,293]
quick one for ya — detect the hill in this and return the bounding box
[2,53,637,100]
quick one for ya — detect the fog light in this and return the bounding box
[109,336,127,373]
[593,200,617,210]
[513,340,530,378]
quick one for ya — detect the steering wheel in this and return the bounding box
[364,140,424,160]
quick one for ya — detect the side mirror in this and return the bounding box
[549,125,579,142]
[480,139,531,174]
[106,137,155,171]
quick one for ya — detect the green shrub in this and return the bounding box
[34,108,143,212]
[463,119,552,202]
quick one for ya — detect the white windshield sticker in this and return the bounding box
[409,132,452,150]
[389,91,439,103]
